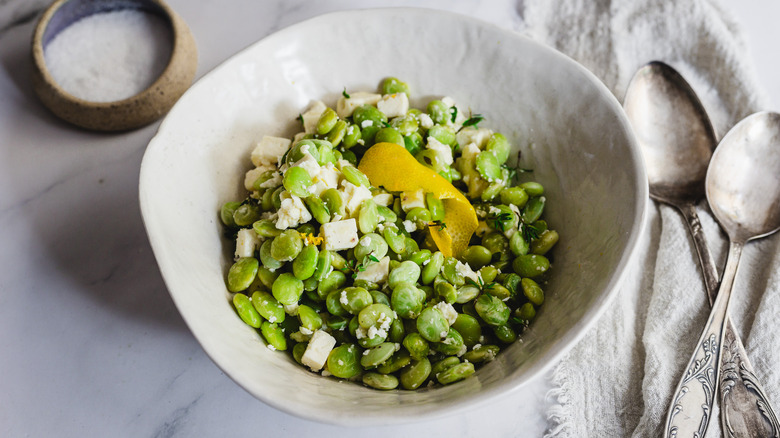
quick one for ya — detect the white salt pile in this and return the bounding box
[44,9,173,103]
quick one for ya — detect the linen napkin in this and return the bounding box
[518,0,780,436]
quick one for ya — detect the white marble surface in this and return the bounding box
[0,1,776,437]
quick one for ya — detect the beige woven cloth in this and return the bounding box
[520,0,780,436]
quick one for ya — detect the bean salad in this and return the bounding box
[220,78,559,390]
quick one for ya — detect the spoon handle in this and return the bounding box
[720,321,780,437]
[680,205,780,437]
[679,203,719,303]
[664,240,743,438]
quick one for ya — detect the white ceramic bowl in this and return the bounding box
[140,8,646,426]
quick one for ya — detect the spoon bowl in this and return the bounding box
[707,111,780,241]
[624,61,716,203]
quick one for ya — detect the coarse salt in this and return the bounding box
[44,9,173,102]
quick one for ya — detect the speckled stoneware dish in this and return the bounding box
[139,8,647,425]
[31,0,197,131]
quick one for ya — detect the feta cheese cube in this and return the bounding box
[275,192,313,230]
[460,142,481,161]
[377,93,409,118]
[400,189,425,212]
[316,163,340,188]
[321,218,359,251]
[301,100,327,134]
[426,136,454,166]
[336,92,382,118]
[341,181,373,217]
[301,330,337,372]
[251,136,291,168]
[235,228,260,258]
[355,256,391,284]
[456,127,493,150]
[372,193,393,207]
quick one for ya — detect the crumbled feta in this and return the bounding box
[372,193,393,207]
[434,302,458,325]
[275,192,313,230]
[301,330,337,372]
[418,113,434,129]
[321,218,359,251]
[442,96,467,126]
[355,256,391,284]
[299,326,313,336]
[455,260,482,284]
[251,136,291,168]
[361,120,374,128]
[283,302,299,316]
[235,229,260,259]
[341,180,373,217]
[301,100,327,134]
[400,189,425,212]
[259,170,282,189]
[403,220,417,233]
[355,326,367,340]
[336,91,382,119]
[377,93,409,118]
[367,325,384,340]
[293,132,306,142]
[426,136,454,165]
[340,289,349,306]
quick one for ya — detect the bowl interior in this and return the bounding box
[140,8,646,425]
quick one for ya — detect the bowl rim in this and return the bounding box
[140,6,648,426]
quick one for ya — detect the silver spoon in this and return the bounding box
[664,111,780,437]
[624,61,779,437]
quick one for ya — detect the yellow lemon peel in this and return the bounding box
[358,142,478,257]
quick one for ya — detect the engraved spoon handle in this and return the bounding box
[680,204,780,437]
[664,239,743,438]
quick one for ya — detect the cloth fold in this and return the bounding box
[519,0,780,436]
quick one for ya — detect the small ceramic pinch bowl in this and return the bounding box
[140,8,646,425]
[31,0,197,131]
